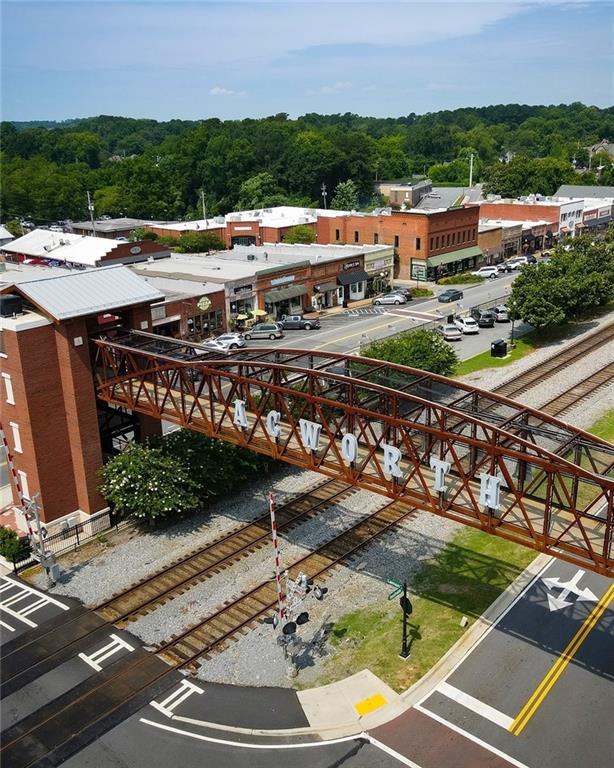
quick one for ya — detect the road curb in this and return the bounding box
[164,554,551,741]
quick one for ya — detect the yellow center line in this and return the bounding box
[509,582,614,736]
[313,318,404,350]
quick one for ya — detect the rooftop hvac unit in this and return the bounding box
[0,294,23,317]
[247,253,256,261]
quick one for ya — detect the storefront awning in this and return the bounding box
[337,270,369,286]
[316,281,338,293]
[264,284,308,303]
[427,246,482,268]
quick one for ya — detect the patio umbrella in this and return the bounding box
[252,309,268,316]
[236,314,249,320]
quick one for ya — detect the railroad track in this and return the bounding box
[96,477,355,625]
[539,361,614,418]
[157,498,416,669]
[493,322,614,400]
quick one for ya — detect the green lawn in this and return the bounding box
[307,411,614,693]
[455,332,538,376]
[307,526,535,693]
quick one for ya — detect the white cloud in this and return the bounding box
[307,81,352,95]
[209,86,236,96]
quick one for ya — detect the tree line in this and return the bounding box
[2,103,614,225]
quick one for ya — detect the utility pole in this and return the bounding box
[200,190,207,222]
[321,182,327,210]
[86,190,97,237]
[469,153,474,188]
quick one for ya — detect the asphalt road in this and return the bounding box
[247,273,528,360]
[403,558,614,768]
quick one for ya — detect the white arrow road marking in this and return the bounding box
[542,570,598,612]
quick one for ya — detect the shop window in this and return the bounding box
[374,233,379,244]
[2,372,14,405]
[394,235,399,248]
[354,231,359,243]
[415,237,421,251]
[10,422,21,453]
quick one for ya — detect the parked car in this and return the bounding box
[470,309,496,328]
[526,254,537,264]
[505,256,529,270]
[201,339,231,354]
[492,304,509,322]
[471,266,499,279]
[388,287,413,301]
[437,323,463,341]
[497,262,513,273]
[279,314,321,330]
[214,332,246,350]
[372,293,407,306]
[454,316,480,335]
[244,323,285,340]
[437,288,464,303]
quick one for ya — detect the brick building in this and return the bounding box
[0,265,163,527]
[316,207,481,281]
[2,229,170,268]
[474,197,584,241]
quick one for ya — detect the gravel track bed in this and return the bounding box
[196,510,461,688]
[129,490,383,647]
[460,313,614,393]
[31,467,323,602]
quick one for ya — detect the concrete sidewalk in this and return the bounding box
[160,554,551,741]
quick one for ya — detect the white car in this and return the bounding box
[214,332,246,350]
[201,339,231,354]
[506,256,529,270]
[438,323,463,341]
[454,316,480,335]
[471,266,499,279]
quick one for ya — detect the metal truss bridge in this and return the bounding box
[95,331,614,577]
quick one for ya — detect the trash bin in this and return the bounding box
[491,339,507,358]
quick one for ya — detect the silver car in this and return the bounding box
[372,294,407,306]
[215,333,246,350]
[438,323,462,341]
[493,304,509,322]
[244,323,285,340]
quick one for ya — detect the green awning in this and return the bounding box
[264,283,308,303]
[316,281,338,293]
[427,245,482,268]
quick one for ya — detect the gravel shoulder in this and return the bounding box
[29,310,614,688]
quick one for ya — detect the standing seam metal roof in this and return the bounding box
[11,265,164,321]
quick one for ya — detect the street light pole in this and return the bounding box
[400,581,410,659]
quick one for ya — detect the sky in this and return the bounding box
[1,0,612,121]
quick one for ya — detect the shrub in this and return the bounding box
[0,526,31,562]
[410,287,434,297]
[437,273,485,285]
[361,329,458,376]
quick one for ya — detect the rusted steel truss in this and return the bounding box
[94,331,614,576]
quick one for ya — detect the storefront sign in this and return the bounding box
[271,274,295,286]
[233,284,253,294]
[584,212,598,221]
[233,226,254,232]
[343,260,361,271]
[368,259,387,272]
[197,295,212,312]
[232,400,501,507]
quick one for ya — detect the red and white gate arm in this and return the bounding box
[268,491,286,625]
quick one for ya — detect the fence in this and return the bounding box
[12,508,129,574]
[358,293,510,353]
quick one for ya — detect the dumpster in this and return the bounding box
[491,339,508,358]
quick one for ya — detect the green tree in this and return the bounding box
[330,179,359,210]
[238,172,285,210]
[0,526,31,561]
[361,329,458,376]
[130,227,159,242]
[282,224,316,244]
[174,231,225,253]
[100,443,200,521]
[4,220,23,238]
[158,430,272,499]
